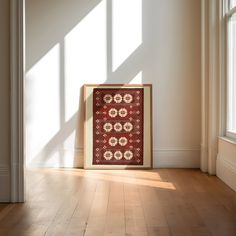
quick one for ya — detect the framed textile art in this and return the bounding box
[84,84,152,169]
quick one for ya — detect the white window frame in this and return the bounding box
[225,0,236,140]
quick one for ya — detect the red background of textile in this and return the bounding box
[93,88,144,165]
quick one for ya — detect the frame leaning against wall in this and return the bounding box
[84,84,153,169]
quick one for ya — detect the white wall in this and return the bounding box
[25,0,201,168]
[0,0,11,201]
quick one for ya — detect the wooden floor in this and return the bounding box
[0,169,236,236]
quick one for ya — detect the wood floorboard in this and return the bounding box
[0,168,236,236]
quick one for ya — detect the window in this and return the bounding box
[226,0,236,139]
[229,0,236,8]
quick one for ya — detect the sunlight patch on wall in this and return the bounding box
[43,131,76,168]
[129,71,143,84]
[25,44,60,164]
[112,0,142,71]
[64,0,107,122]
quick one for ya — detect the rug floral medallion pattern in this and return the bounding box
[93,88,144,165]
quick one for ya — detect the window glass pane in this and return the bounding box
[230,0,236,9]
[227,13,236,133]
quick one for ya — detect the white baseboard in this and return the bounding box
[217,155,236,192]
[0,165,10,202]
[153,148,200,168]
[27,148,201,169]
[27,148,84,168]
[0,165,9,176]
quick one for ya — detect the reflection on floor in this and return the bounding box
[0,168,236,236]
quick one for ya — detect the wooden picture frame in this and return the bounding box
[84,84,152,169]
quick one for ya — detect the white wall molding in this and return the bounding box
[27,148,84,168]
[201,0,209,173]
[218,0,227,136]
[153,148,200,168]
[207,0,220,175]
[217,137,236,191]
[0,165,11,202]
[217,154,236,171]
[10,0,25,202]
[201,0,221,174]
[26,147,200,169]
[217,154,236,191]
[0,165,10,177]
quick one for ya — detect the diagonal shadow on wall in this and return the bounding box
[26,0,159,167]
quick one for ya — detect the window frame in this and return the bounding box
[225,0,236,140]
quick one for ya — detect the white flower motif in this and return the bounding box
[114,151,122,160]
[124,151,133,160]
[103,122,113,132]
[119,137,128,146]
[114,122,122,132]
[103,151,113,160]
[123,94,133,103]
[123,122,133,132]
[114,94,122,103]
[103,94,113,103]
[109,108,118,118]
[119,108,128,117]
[109,137,118,146]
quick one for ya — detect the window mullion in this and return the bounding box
[227,6,236,17]
[226,1,236,137]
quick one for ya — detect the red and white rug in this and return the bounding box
[93,88,144,165]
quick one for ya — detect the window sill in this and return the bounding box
[219,136,236,145]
